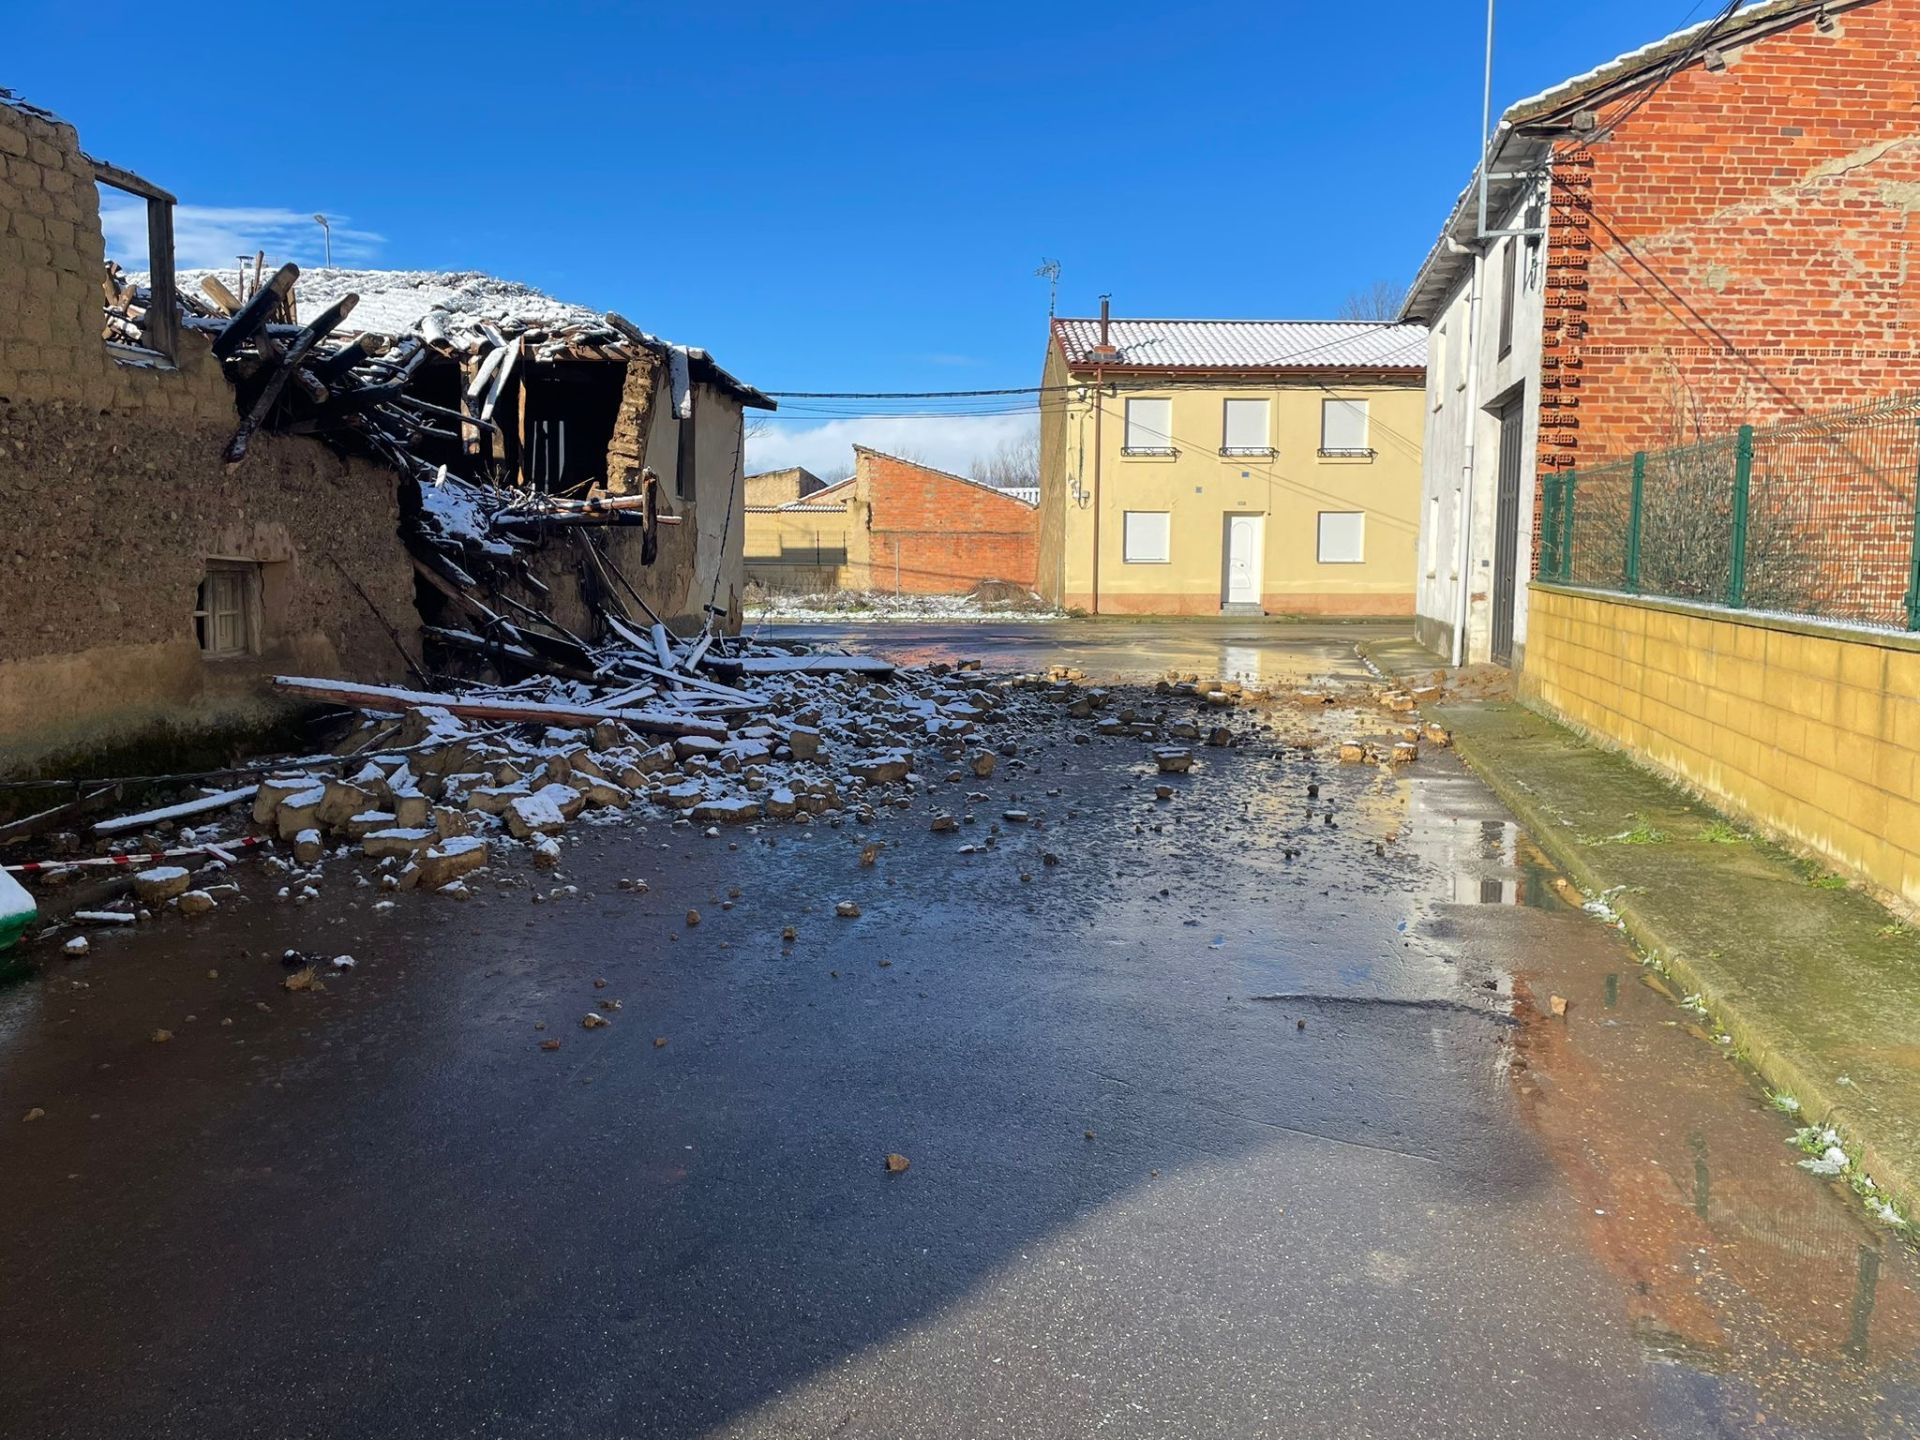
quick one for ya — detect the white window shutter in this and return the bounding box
[1123,511,1171,562]
[1223,398,1269,451]
[1321,398,1370,452]
[1125,398,1172,451]
[1317,512,1366,563]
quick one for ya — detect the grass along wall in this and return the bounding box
[1522,583,1920,914]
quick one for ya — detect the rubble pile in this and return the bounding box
[12,654,1330,932]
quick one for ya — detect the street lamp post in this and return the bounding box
[313,214,332,267]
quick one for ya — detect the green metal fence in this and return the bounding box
[1538,394,1920,631]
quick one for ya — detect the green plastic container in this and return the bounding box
[0,868,36,951]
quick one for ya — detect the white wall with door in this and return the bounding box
[1407,173,1549,666]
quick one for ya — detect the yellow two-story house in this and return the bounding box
[1037,311,1426,615]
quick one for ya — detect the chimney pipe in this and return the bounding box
[1099,294,1110,347]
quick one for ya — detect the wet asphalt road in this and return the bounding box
[2,620,1917,1439]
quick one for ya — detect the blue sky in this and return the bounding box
[12,0,1712,471]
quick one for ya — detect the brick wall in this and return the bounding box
[0,96,415,775]
[854,449,1038,594]
[1525,584,1920,912]
[1539,3,1920,480]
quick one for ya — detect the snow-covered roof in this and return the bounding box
[299,268,599,336]
[162,264,772,408]
[1052,318,1427,373]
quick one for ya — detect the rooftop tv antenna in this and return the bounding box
[1035,258,1061,318]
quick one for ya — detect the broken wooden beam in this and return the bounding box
[223,292,358,465]
[200,274,242,316]
[210,262,299,360]
[94,785,260,836]
[271,677,729,740]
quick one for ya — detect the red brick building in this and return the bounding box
[743,446,1039,595]
[1529,0,1920,464]
[846,447,1038,594]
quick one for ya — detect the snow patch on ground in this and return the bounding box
[744,591,1065,625]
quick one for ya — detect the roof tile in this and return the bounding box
[1054,318,1427,372]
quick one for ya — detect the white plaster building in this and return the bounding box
[1401,170,1550,667]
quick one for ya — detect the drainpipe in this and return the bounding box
[1449,239,1487,668]
[1090,295,1114,616]
[1091,368,1103,616]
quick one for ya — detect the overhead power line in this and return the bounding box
[766,385,1067,399]
[1577,0,1748,147]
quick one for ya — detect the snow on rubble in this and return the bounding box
[16,651,1320,943]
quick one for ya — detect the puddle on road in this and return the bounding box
[760,619,1387,691]
[1393,775,1920,1431]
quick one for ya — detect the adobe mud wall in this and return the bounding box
[0,96,414,777]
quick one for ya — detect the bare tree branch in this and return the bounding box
[968,430,1039,489]
[1336,281,1409,323]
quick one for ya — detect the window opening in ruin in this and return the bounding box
[676,394,698,502]
[520,362,623,494]
[92,162,179,365]
[194,562,261,657]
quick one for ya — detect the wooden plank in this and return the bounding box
[490,511,680,533]
[90,159,176,203]
[200,274,242,316]
[144,198,180,361]
[210,262,299,360]
[598,648,762,705]
[94,785,258,836]
[222,293,357,464]
[0,786,118,844]
[270,677,727,740]
[310,333,380,383]
[650,624,676,674]
[409,557,522,645]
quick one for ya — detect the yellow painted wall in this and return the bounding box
[1036,348,1073,606]
[742,503,859,592]
[1038,374,1424,615]
[1524,584,1920,912]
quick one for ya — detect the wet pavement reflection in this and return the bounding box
[0,622,1914,1439]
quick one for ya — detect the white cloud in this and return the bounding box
[747,414,1034,478]
[99,193,384,271]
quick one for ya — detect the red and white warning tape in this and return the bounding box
[5,835,272,875]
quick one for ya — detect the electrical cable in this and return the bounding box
[1575,1,1748,148]
[1078,395,1423,540]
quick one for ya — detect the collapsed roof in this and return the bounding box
[161,265,773,408]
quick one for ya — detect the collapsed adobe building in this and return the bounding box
[0,90,772,784]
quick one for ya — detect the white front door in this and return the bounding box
[1225,514,1264,606]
